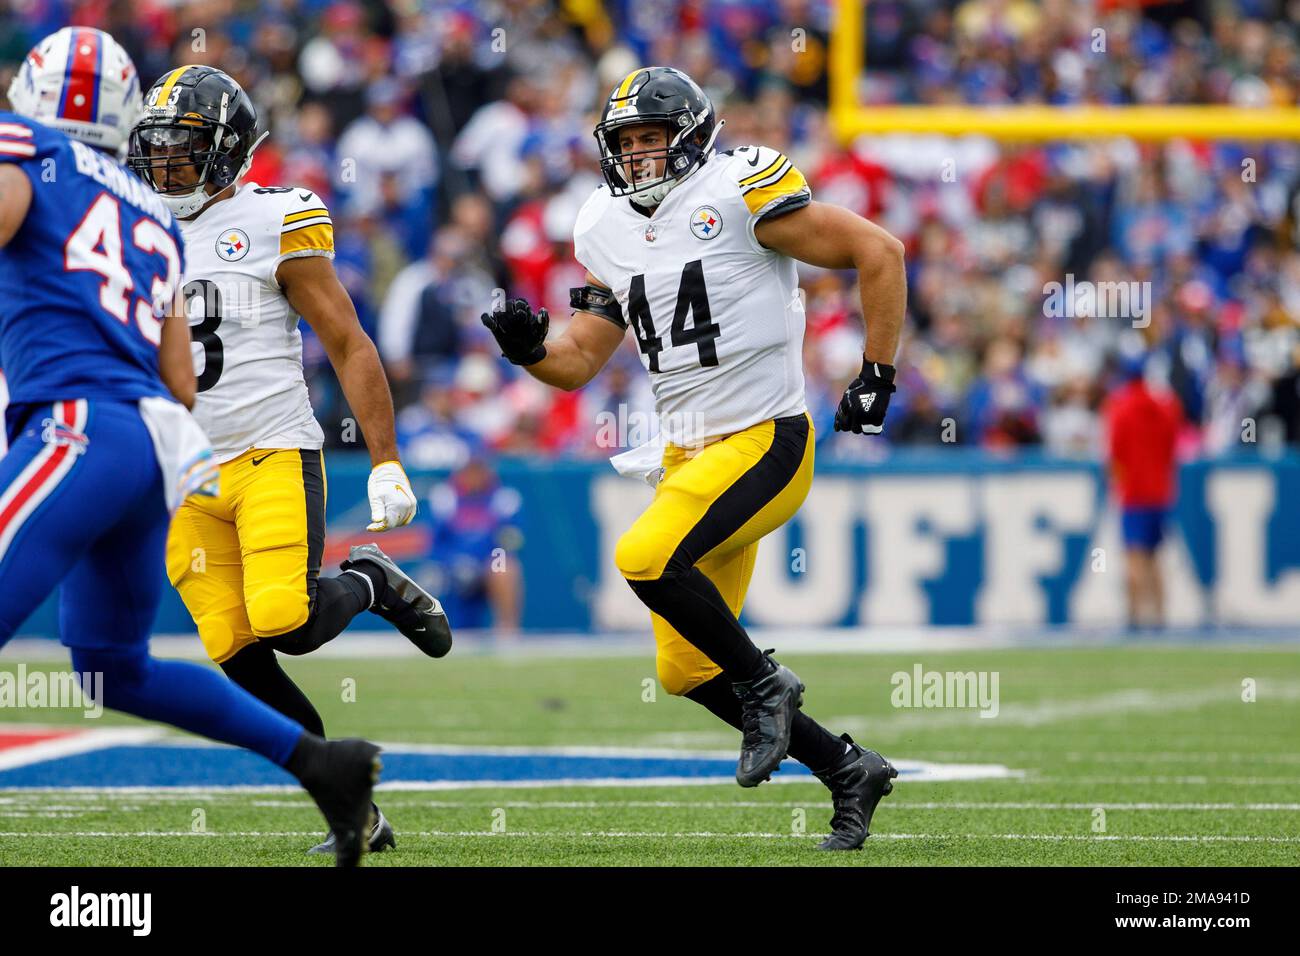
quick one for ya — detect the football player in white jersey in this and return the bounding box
[129,66,451,855]
[482,67,906,850]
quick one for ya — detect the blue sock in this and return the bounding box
[70,646,305,765]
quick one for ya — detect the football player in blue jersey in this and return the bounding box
[0,27,380,867]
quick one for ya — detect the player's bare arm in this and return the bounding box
[491,270,624,390]
[754,202,906,367]
[0,164,33,247]
[280,252,415,532]
[279,254,398,465]
[756,201,906,436]
[519,307,625,391]
[159,303,197,410]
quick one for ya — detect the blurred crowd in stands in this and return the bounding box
[4,0,1299,467]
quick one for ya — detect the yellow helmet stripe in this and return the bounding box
[153,66,192,105]
[614,69,643,100]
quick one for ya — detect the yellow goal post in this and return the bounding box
[828,0,1300,141]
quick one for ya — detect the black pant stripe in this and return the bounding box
[662,413,810,578]
[299,449,326,609]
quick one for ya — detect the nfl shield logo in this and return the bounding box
[690,206,722,240]
[216,228,251,262]
[644,224,657,243]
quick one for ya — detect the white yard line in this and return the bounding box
[1020,775,1300,785]
[831,682,1300,733]
[905,751,1300,765]
[7,771,1296,793]
[6,794,1299,813]
[1,829,1297,843]
[244,799,1300,811]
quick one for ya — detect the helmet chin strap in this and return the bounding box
[627,117,724,209]
[629,179,673,208]
[161,183,212,219]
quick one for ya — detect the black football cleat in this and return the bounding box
[732,651,804,787]
[341,543,453,658]
[297,738,382,867]
[812,734,897,850]
[308,803,395,856]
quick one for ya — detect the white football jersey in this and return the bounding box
[179,182,329,463]
[573,145,812,446]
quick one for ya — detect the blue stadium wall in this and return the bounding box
[12,451,1300,639]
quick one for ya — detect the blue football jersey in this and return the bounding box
[0,112,186,404]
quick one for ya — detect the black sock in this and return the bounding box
[267,574,370,657]
[284,730,326,785]
[685,673,848,771]
[343,563,385,606]
[627,568,766,680]
[220,641,326,737]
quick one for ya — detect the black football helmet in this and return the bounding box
[594,67,721,208]
[127,66,264,217]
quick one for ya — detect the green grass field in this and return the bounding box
[2,643,1298,865]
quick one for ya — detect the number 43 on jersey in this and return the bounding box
[64,193,180,346]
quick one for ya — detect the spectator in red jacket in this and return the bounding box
[1103,356,1184,629]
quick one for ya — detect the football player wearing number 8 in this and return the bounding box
[482,67,905,850]
[129,67,452,855]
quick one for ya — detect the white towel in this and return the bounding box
[608,435,666,487]
[138,396,220,513]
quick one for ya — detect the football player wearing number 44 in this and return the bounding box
[483,67,905,850]
[128,66,452,856]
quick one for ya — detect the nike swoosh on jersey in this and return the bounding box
[251,452,277,466]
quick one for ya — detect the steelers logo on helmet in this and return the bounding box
[216,228,250,261]
[690,205,723,240]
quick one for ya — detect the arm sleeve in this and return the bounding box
[0,119,39,167]
[731,145,812,224]
[273,189,334,282]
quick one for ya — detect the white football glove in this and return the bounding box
[366,460,417,532]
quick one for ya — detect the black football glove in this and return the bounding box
[834,359,896,435]
[480,297,549,366]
